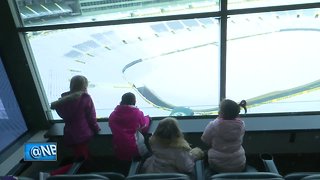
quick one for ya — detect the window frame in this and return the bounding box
[9,0,320,120]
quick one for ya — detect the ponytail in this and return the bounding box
[239,100,247,114]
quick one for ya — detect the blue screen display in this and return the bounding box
[0,57,28,153]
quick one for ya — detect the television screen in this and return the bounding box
[0,57,28,152]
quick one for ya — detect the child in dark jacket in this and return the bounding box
[50,75,100,175]
[201,99,247,173]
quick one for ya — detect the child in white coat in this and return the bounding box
[201,99,247,173]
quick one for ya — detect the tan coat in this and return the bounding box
[141,136,196,175]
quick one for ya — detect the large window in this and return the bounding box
[12,0,320,119]
[28,19,220,118]
[226,8,320,113]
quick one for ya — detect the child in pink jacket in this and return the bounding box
[109,92,151,161]
[201,99,247,173]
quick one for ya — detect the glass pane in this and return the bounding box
[228,0,319,9]
[14,0,219,27]
[27,18,220,119]
[226,8,320,114]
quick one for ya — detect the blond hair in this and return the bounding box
[70,75,88,92]
[150,117,191,150]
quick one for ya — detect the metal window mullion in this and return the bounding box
[228,2,320,16]
[19,32,53,120]
[17,11,220,32]
[219,0,227,102]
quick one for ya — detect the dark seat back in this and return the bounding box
[260,153,280,174]
[0,176,34,180]
[125,173,190,180]
[301,174,320,180]
[66,157,85,175]
[47,174,110,180]
[91,172,126,180]
[284,172,320,180]
[210,172,284,180]
[127,157,202,180]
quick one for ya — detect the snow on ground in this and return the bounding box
[29,11,320,118]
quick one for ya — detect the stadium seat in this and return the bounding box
[127,157,202,180]
[125,173,190,180]
[260,153,280,174]
[90,172,126,180]
[206,154,277,179]
[210,172,284,179]
[206,163,258,177]
[210,153,284,179]
[127,158,141,176]
[301,174,320,180]
[205,164,258,180]
[66,156,85,174]
[0,176,34,180]
[195,160,205,180]
[47,173,109,179]
[284,172,320,180]
[244,164,258,172]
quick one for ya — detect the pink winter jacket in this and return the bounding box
[201,117,246,172]
[108,105,150,161]
[54,92,100,146]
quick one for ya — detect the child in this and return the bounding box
[109,92,151,162]
[201,99,247,173]
[141,117,204,176]
[50,75,101,175]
